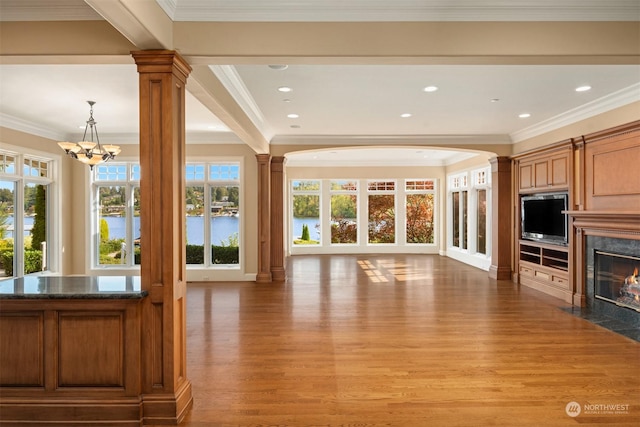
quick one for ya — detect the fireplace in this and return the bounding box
[585,235,640,328]
[595,251,640,312]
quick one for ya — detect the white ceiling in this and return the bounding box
[0,0,639,166]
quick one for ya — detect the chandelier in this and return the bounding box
[58,101,121,169]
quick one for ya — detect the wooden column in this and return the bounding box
[256,154,272,283]
[132,50,193,424]
[270,156,286,281]
[489,156,512,280]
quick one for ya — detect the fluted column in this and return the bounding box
[270,156,286,281]
[489,156,512,280]
[132,50,193,424]
[256,154,272,283]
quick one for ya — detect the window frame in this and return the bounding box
[90,159,243,273]
[0,145,58,278]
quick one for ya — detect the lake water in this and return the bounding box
[7,215,321,244]
[102,216,240,246]
[4,216,34,238]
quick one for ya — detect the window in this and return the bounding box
[0,151,53,278]
[184,162,241,265]
[367,180,395,244]
[94,164,139,266]
[448,167,491,262]
[406,180,435,244]
[450,173,468,250]
[330,180,358,244]
[473,168,490,255]
[92,161,241,269]
[477,189,487,254]
[208,163,240,265]
[292,180,321,245]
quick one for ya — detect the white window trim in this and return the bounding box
[88,157,248,281]
[0,143,60,277]
[446,167,492,271]
[289,178,440,256]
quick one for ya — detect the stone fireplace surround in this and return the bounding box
[569,212,640,341]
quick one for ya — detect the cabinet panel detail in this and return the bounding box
[0,312,44,386]
[58,312,124,387]
[551,156,568,186]
[592,145,640,196]
[534,161,548,187]
[519,163,533,189]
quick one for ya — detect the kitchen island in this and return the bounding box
[0,276,146,426]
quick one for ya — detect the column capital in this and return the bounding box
[131,50,192,82]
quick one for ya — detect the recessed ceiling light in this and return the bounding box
[401,113,412,118]
[290,124,301,128]
[423,86,438,92]
[283,99,291,103]
[287,113,299,119]
[268,65,288,70]
[575,85,591,92]
[278,86,292,93]
[491,98,500,103]
[519,113,531,118]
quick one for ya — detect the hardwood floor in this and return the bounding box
[178,255,640,426]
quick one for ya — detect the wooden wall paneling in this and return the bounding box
[0,312,44,386]
[583,121,640,211]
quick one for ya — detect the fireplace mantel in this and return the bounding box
[568,210,640,307]
[566,211,640,237]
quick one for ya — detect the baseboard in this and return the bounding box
[142,380,193,425]
[0,398,142,426]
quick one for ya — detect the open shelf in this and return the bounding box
[519,241,568,272]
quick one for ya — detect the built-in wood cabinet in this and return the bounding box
[518,241,571,302]
[518,148,570,192]
[512,140,574,302]
[512,121,640,306]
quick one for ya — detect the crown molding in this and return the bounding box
[208,65,273,141]
[271,134,512,146]
[155,0,177,19]
[510,83,640,143]
[169,0,640,22]
[0,0,103,21]
[0,113,65,141]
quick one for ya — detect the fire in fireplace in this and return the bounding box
[595,251,640,312]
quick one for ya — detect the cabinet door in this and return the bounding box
[549,154,568,187]
[519,162,534,190]
[534,160,549,188]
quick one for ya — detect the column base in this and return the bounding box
[489,265,512,280]
[271,267,286,282]
[142,380,193,425]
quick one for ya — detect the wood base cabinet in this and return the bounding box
[518,241,570,303]
[0,298,143,426]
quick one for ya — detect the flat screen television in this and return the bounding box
[521,192,568,246]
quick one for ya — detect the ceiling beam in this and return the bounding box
[175,21,640,65]
[84,0,173,50]
[189,66,270,154]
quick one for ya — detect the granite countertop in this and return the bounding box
[0,276,147,299]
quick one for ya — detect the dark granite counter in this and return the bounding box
[0,276,146,299]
